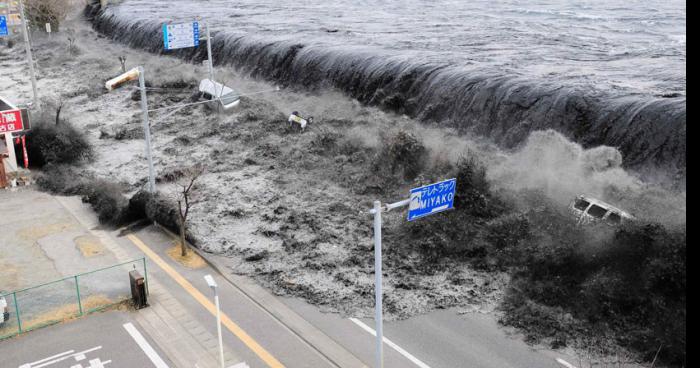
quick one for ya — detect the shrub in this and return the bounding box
[26,109,92,167]
[36,165,133,226]
[377,130,427,181]
[128,190,185,241]
[24,0,72,31]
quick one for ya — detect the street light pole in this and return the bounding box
[137,66,156,193]
[372,200,384,368]
[368,198,410,368]
[205,274,225,368]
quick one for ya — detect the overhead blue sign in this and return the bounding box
[407,178,456,221]
[163,21,200,50]
[0,15,8,37]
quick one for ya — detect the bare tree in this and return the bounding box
[54,97,64,125]
[118,56,127,73]
[66,28,77,56]
[23,0,71,31]
[176,165,205,257]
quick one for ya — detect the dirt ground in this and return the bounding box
[0,13,685,326]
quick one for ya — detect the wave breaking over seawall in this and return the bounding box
[85,3,685,186]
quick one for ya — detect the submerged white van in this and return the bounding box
[569,195,635,226]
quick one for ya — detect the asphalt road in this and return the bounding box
[0,310,173,368]
[124,225,569,368]
[282,298,562,368]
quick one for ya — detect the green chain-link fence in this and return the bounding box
[0,257,147,339]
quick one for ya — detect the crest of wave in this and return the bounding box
[487,129,685,225]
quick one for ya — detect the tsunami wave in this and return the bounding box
[85,2,686,186]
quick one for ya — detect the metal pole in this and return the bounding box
[142,258,149,296]
[12,292,21,333]
[18,0,38,108]
[373,200,384,368]
[75,275,83,316]
[214,289,225,368]
[138,66,156,193]
[205,22,214,81]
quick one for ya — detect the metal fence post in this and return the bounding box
[75,275,83,316]
[12,292,21,333]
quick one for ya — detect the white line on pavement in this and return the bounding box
[229,363,251,368]
[33,347,103,368]
[20,350,75,368]
[556,358,578,368]
[349,318,432,368]
[123,322,170,368]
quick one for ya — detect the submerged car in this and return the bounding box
[198,78,240,111]
[569,195,635,226]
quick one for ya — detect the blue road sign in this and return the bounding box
[407,178,456,221]
[163,21,200,50]
[0,15,8,37]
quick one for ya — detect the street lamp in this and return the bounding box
[204,274,225,368]
[104,66,156,193]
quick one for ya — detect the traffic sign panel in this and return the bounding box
[0,109,24,133]
[407,178,456,221]
[162,21,200,50]
[0,15,8,36]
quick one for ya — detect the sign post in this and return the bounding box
[367,178,456,368]
[18,0,39,108]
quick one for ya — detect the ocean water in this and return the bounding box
[89,0,686,179]
[108,0,686,96]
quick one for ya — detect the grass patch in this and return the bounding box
[166,244,206,269]
[74,235,105,258]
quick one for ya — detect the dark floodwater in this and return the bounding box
[89,1,686,180]
[108,0,685,96]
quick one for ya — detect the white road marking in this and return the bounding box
[349,318,432,368]
[229,363,251,368]
[123,322,170,368]
[20,350,75,368]
[556,358,578,368]
[31,347,103,368]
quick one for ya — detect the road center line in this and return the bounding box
[123,322,170,368]
[126,234,284,368]
[348,317,432,368]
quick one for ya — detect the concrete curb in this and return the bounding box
[154,223,368,368]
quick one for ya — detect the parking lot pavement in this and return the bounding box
[0,310,173,368]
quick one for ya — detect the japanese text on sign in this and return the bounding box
[407,178,456,221]
[0,109,24,133]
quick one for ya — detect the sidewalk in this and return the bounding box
[54,194,244,368]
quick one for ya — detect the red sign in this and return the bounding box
[0,109,24,133]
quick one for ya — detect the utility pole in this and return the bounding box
[205,21,214,81]
[137,66,156,193]
[18,0,39,108]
